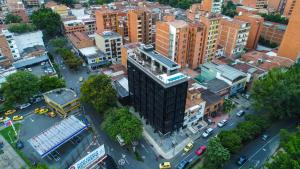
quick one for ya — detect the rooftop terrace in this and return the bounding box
[128,44,188,86]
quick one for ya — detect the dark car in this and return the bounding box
[177,160,189,169]
[16,140,24,149]
[236,156,247,166]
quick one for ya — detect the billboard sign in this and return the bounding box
[69,145,105,169]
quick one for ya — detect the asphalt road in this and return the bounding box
[171,108,251,168]
[223,119,298,169]
[46,42,296,169]
[47,44,159,169]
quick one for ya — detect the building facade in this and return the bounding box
[95,10,118,33]
[199,13,221,63]
[187,22,206,69]
[241,0,268,9]
[283,0,298,18]
[278,1,300,62]
[127,9,152,44]
[235,13,264,49]
[127,45,188,134]
[63,20,86,34]
[95,31,123,63]
[260,21,286,45]
[218,17,250,58]
[155,20,189,67]
[201,0,223,13]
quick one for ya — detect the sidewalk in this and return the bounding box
[129,107,197,159]
[0,135,28,169]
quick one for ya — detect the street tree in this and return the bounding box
[31,8,62,38]
[5,14,22,24]
[8,23,37,34]
[203,137,230,169]
[265,128,300,169]
[222,99,236,113]
[101,108,142,145]
[1,71,39,108]
[218,130,242,153]
[80,74,117,113]
[49,37,67,48]
[251,65,300,119]
[236,121,262,141]
[29,163,50,169]
[39,76,65,93]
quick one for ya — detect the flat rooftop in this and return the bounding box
[96,30,121,39]
[128,45,188,86]
[28,115,87,158]
[138,45,179,69]
[44,88,78,106]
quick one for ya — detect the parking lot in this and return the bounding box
[9,105,95,168]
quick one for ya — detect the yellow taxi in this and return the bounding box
[38,108,48,114]
[48,112,56,118]
[5,109,16,116]
[12,115,23,121]
[34,108,40,114]
[183,142,194,152]
[159,162,171,169]
[0,117,9,123]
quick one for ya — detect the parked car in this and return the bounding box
[202,128,214,138]
[236,110,245,117]
[16,140,24,149]
[217,119,228,128]
[195,145,206,156]
[17,103,31,110]
[236,156,247,166]
[262,134,269,141]
[5,109,16,116]
[48,112,56,118]
[13,115,23,121]
[79,76,83,82]
[183,142,193,152]
[0,117,8,123]
[177,160,189,169]
[159,162,171,169]
[38,108,48,114]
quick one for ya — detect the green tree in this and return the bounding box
[203,137,230,169]
[80,74,117,113]
[5,14,22,24]
[101,108,142,145]
[222,1,237,17]
[49,37,67,48]
[8,23,37,34]
[39,76,65,93]
[260,13,288,24]
[30,163,50,169]
[265,128,300,169]
[251,65,300,119]
[223,99,236,113]
[177,0,192,9]
[236,121,262,141]
[218,130,242,153]
[1,71,39,108]
[88,0,112,5]
[31,8,62,38]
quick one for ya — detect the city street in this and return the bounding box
[46,42,296,169]
[47,44,159,169]
[223,118,298,169]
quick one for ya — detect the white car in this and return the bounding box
[18,103,31,109]
[202,128,214,138]
[217,119,228,128]
[236,110,245,117]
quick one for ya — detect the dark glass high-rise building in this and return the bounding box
[127,45,188,135]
